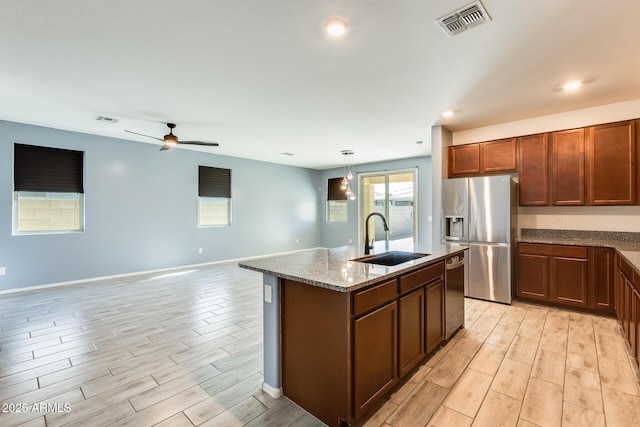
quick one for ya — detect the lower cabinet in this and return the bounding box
[281,259,451,427]
[615,255,640,368]
[426,279,445,353]
[354,301,398,419]
[516,243,613,314]
[398,288,425,377]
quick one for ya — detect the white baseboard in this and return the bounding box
[262,382,283,399]
[0,247,323,295]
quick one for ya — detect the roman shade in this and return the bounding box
[14,143,84,193]
[199,166,231,198]
[327,177,347,201]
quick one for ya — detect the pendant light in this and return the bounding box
[341,150,356,201]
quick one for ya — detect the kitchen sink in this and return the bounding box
[351,251,430,266]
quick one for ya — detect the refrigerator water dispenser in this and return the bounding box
[445,216,465,240]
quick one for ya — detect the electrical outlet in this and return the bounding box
[349,238,352,244]
[428,215,433,221]
[264,284,272,303]
[198,248,203,254]
[296,238,299,243]
[555,216,562,225]
[0,267,5,276]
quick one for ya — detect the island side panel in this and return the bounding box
[262,274,282,397]
[282,279,352,427]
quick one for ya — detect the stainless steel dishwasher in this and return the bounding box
[445,252,466,339]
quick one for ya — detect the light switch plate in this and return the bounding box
[0,267,5,276]
[264,284,272,303]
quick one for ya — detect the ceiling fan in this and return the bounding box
[125,123,220,151]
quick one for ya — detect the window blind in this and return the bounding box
[327,177,347,201]
[14,143,84,193]
[199,166,231,198]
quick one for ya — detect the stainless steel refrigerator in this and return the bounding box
[442,175,517,304]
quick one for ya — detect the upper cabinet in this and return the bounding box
[480,138,517,173]
[551,128,585,206]
[449,138,517,177]
[448,143,480,176]
[450,118,639,207]
[586,120,636,205]
[519,134,548,206]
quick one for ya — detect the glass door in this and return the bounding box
[360,169,417,246]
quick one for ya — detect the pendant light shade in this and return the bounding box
[340,150,356,201]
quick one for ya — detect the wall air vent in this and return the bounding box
[437,1,491,37]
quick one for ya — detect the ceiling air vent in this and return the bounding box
[437,1,491,37]
[95,115,119,123]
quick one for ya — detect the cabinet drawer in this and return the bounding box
[354,279,398,316]
[399,262,445,294]
[518,243,587,259]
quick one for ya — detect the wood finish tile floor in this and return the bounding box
[1,263,639,426]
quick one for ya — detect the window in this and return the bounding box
[13,144,84,233]
[198,166,231,226]
[327,177,348,222]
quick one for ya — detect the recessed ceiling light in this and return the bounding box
[326,19,348,36]
[441,110,455,117]
[562,80,582,91]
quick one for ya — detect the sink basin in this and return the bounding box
[351,251,430,266]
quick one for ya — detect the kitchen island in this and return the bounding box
[239,242,467,427]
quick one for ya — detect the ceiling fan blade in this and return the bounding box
[178,141,220,147]
[124,129,164,142]
[159,144,172,151]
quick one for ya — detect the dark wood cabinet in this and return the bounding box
[448,138,517,177]
[398,288,425,377]
[354,301,398,419]
[586,120,636,205]
[614,255,640,368]
[425,279,445,353]
[517,250,550,300]
[280,258,454,426]
[517,243,613,314]
[480,138,517,173]
[551,255,588,307]
[591,248,615,311]
[518,133,549,206]
[448,144,480,176]
[551,128,585,205]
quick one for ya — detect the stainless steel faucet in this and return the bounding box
[364,212,389,255]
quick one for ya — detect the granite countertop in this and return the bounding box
[238,241,467,292]
[516,229,640,274]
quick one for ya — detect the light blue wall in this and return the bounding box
[0,120,320,290]
[317,157,433,248]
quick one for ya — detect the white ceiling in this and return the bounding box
[1,1,639,169]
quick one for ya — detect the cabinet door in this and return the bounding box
[480,138,517,173]
[551,128,585,205]
[625,279,633,342]
[586,121,636,205]
[616,268,625,324]
[517,253,549,300]
[448,144,480,176]
[551,256,588,306]
[425,279,445,353]
[354,301,398,418]
[519,134,549,206]
[591,248,615,312]
[399,288,425,378]
[635,288,640,366]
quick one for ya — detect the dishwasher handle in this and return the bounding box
[445,256,465,270]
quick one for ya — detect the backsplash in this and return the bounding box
[520,228,640,242]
